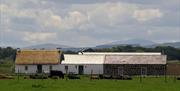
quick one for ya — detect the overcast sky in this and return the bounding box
[0,0,180,47]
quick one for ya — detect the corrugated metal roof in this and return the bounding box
[15,50,62,65]
[104,55,166,64]
[63,53,166,65]
[79,52,162,55]
[62,55,104,64]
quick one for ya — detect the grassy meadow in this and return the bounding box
[0,77,180,91]
[0,59,180,91]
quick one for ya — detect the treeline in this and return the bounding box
[82,46,180,61]
[0,47,16,60]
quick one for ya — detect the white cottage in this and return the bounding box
[15,49,64,74]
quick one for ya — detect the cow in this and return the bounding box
[49,70,64,79]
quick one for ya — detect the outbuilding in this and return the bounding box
[59,54,104,74]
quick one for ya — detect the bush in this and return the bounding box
[51,76,59,79]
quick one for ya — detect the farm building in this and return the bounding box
[15,49,64,74]
[15,49,167,76]
[60,54,104,74]
[78,52,167,76]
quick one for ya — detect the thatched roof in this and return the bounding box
[15,50,62,65]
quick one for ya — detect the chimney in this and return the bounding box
[16,48,21,53]
[56,48,61,53]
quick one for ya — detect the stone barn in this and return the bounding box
[104,54,166,76]
[80,52,167,76]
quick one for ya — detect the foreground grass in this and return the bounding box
[0,77,180,91]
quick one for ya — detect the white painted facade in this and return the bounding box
[53,64,103,74]
[15,64,103,74]
[15,54,104,74]
[15,65,37,73]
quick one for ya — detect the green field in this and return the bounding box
[0,60,180,91]
[0,77,180,91]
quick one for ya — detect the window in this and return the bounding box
[25,66,28,71]
[49,65,52,71]
[65,65,68,70]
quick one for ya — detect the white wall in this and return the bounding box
[63,55,104,64]
[15,65,37,73]
[15,65,57,74]
[42,65,51,73]
[53,64,103,74]
[15,64,103,74]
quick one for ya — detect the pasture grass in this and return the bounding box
[0,76,179,91]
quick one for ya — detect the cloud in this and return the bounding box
[133,9,163,22]
[23,32,57,43]
[0,2,88,31]
[39,10,88,30]
[145,27,180,42]
[59,11,87,30]
[0,2,164,31]
[86,2,136,26]
[0,0,179,47]
[36,9,62,29]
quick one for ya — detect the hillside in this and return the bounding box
[23,43,72,49]
[96,39,155,48]
[149,42,180,48]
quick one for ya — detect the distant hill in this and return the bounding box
[149,42,180,48]
[23,43,72,49]
[23,43,89,52]
[22,41,180,52]
[96,39,155,48]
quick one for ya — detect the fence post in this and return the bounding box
[18,69,19,80]
[140,67,142,83]
[90,69,93,80]
[164,65,167,83]
[65,69,68,81]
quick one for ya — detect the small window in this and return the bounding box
[65,65,68,70]
[49,65,52,71]
[75,65,77,69]
[25,66,28,71]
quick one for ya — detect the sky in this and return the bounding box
[0,0,180,47]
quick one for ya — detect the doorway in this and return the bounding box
[118,67,124,76]
[78,65,84,75]
[141,67,147,76]
[37,65,42,73]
